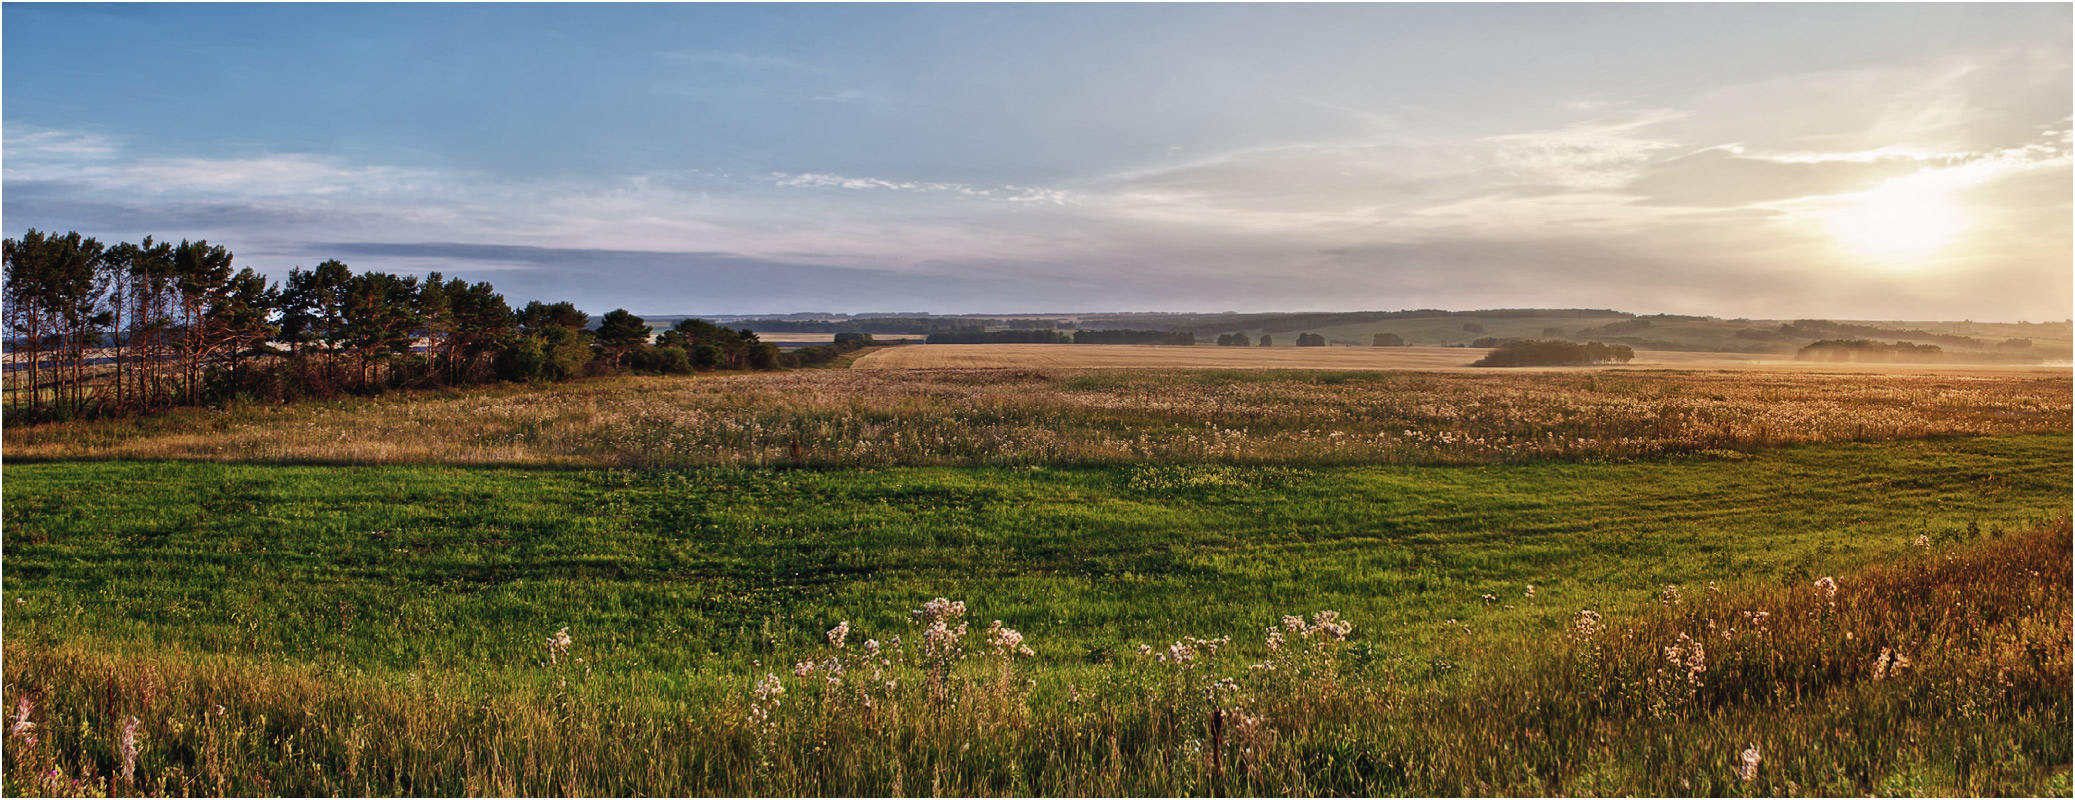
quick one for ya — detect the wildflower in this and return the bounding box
[1735,745,1761,782]
[1872,648,1913,680]
[793,661,815,677]
[827,620,850,649]
[753,673,786,702]
[1913,534,1930,548]
[8,697,33,741]
[985,620,1034,657]
[1524,584,1536,598]
[1284,610,1351,640]
[912,597,967,625]
[1662,633,1707,687]
[1659,585,1682,607]
[118,715,140,783]
[545,626,574,665]
[1813,576,1839,605]
[863,638,881,656]
[1571,609,1603,638]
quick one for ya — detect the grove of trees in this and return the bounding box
[1372,333,1405,347]
[1796,339,1945,363]
[1473,339,1635,367]
[2,229,851,423]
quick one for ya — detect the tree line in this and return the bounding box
[1795,339,1944,363]
[1070,329,1195,345]
[923,329,1202,345]
[2,229,869,423]
[726,316,1074,334]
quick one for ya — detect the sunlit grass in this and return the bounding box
[4,519,2065,796]
[3,369,2067,467]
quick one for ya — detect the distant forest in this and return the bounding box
[1,229,871,423]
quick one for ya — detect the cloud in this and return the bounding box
[1624,149,1938,207]
[768,171,1068,203]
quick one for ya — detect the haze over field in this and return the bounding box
[4,4,2069,320]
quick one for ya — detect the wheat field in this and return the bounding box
[853,343,2072,374]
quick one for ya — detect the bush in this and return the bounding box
[1474,339,1635,367]
[639,345,693,375]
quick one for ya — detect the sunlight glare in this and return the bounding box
[1828,175,1964,262]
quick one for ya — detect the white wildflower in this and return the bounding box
[1735,744,1761,782]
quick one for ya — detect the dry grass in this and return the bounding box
[4,522,2065,796]
[856,344,1491,370]
[854,344,2074,374]
[4,368,2067,468]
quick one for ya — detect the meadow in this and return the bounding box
[4,368,2068,468]
[2,366,2071,795]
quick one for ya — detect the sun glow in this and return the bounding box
[1828,174,1965,262]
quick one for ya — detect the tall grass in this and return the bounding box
[4,369,2068,467]
[4,522,2066,796]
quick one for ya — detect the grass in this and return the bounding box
[4,434,2066,674]
[2,506,2066,795]
[2,366,2068,795]
[4,368,2067,468]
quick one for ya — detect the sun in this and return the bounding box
[1828,176,1964,261]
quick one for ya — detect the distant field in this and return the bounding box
[853,343,2071,374]
[6,369,2067,467]
[754,332,927,345]
[856,344,1487,370]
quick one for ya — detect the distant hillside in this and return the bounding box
[640,309,2073,359]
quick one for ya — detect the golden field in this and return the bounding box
[854,343,2070,374]
[5,367,2066,468]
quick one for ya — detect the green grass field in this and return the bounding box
[3,367,2069,796]
[7,434,2067,676]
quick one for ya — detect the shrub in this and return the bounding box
[1474,339,1635,367]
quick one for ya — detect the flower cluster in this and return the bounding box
[1661,632,1708,688]
[985,620,1035,658]
[1280,610,1353,641]
[1571,609,1604,639]
[1813,576,1840,607]
[912,598,970,656]
[748,673,786,727]
[545,626,574,666]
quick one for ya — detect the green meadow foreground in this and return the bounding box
[2,368,2071,795]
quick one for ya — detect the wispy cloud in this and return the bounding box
[768,172,1069,203]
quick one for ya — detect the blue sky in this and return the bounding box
[5,3,2069,318]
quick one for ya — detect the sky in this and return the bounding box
[4,3,2070,319]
